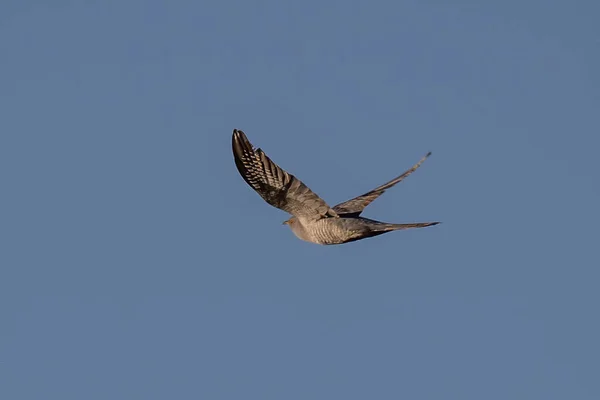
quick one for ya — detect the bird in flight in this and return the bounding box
[232,129,439,245]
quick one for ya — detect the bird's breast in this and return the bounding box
[291,218,357,245]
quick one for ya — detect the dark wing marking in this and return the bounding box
[232,129,338,220]
[333,152,432,216]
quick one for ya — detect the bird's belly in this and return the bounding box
[308,218,359,245]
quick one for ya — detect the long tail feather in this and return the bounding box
[384,222,440,231]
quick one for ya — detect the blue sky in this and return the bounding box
[1,1,599,399]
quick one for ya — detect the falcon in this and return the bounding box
[232,129,439,245]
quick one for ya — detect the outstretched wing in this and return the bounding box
[333,152,432,216]
[232,129,338,220]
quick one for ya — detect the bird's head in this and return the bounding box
[282,217,296,226]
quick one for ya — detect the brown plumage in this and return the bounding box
[232,129,439,245]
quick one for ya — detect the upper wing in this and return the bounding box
[232,129,338,220]
[333,152,432,216]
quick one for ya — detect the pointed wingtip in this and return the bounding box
[232,128,244,138]
[232,129,253,167]
[232,129,252,150]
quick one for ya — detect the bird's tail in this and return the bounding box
[382,222,440,231]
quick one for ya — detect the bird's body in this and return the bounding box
[285,216,438,245]
[232,129,439,245]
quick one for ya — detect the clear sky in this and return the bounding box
[1,1,599,399]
